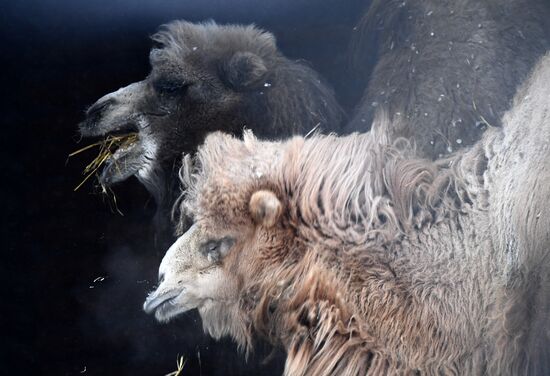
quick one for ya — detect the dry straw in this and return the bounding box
[69,133,138,191]
[165,355,186,376]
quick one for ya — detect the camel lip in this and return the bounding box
[98,139,144,186]
[143,288,184,315]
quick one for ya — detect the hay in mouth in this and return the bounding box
[69,133,139,192]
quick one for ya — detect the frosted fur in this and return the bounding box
[162,54,550,375]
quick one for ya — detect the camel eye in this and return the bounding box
[153,78,189,96]
[203,240,222,263]
[201,237,235,262]
[202,240,221,255]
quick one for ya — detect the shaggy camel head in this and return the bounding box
[142,223,237,322]
[79,20,343,210]
[142,122,401,347]
[143,132,288,343]
[143,189,282,318]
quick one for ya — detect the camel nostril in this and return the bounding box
[158,272,165,284]
[86,98,116,117]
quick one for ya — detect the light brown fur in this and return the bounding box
[148,54,550,375]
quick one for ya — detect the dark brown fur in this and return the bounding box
[346,0,550,159]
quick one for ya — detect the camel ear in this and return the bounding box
[249,190,282,227]
[220,52,268,91]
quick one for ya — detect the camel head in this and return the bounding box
[78,20,344,210]
[143,132,288,343]
[143,190,285,345]
[79,21,277,196]
[142,223,238,323]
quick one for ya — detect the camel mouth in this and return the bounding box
[74,107,162,187]
[143,288,187,322]
[93,122,149,187]
[71,129,148,190]
[98,135,145,186]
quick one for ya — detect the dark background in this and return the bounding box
[1,0,368,374]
